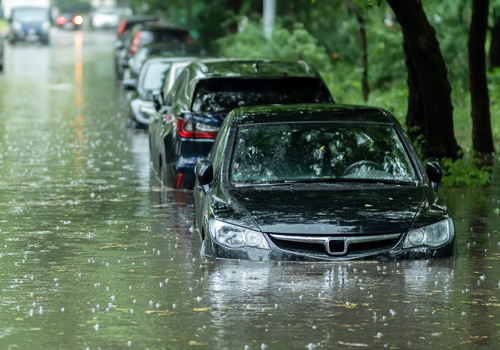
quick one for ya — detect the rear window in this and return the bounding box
[191,78,332,113]
[140,29,189,46]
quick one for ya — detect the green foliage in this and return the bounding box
[440,156,492,189]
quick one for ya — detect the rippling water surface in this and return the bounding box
[0,29,500,349]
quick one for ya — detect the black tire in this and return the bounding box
[41,37,50,45]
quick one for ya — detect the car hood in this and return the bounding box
[226,184,426,235]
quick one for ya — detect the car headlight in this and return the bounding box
[403,218,454,249]
[210,220,270,250]
[12,21,22,31]
[41,21,51,31]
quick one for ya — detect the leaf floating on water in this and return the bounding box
[193,307,211,312]
[365,204,373,207]
[337,341,368,347]
[145,310,170,316]
[188,341,206,346]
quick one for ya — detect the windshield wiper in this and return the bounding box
[284,177,417,186]
[234,177,416,187]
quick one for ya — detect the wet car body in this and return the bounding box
[122,56,203,127]
[193,104,455,262]
[113,15,158,79]
[125,42,205,80]
[116,24,190,81]
[149,59,334,189]
[91,7,120,29]
[9,7,51,45]
[56,13,84,30]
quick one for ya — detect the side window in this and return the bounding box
[165,70,188,106]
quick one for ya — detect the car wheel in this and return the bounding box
[41,37,50,45]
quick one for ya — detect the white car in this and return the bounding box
[91,7,120,29]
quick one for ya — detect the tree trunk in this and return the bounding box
[227,0,241,33]
[386,0,460,160]
[403,41,426,143]
[469,0,495,154]
[489,10,500,67]
[344,0,369,102]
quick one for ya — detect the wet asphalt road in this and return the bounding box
[1,28,500,349]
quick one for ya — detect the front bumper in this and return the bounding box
[204,234,455,262]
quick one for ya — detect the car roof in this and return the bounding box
[186,59,321,79]
[145,56,203,65]
[136,24,189,33]
[232,104,397,125]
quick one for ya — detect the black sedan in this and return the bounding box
[193,104,455,261]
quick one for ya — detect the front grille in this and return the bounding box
[268,233,401,257]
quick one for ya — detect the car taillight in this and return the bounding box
[72,15,83,25]
[129,31,141,56]
[194,122,219,139]
[117,19,126,37]
[56,16,67,25]
[175,118,219,139]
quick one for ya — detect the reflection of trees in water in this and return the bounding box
[203,260,457,347]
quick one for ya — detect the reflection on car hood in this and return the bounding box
[228,185,426,235]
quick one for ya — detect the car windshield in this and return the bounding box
[230,122,417,184]
[12,8,48,22]
[142,62,171,90]
[192,78,332,113]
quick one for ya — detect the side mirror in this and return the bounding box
[195,159,213,193]
[426,157,443,192]
[114,40,124,50]
[121,78,137,91]
[152,91,164,112]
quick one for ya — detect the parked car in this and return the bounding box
[124,42,205,80]
[114,15,159,80]
[122,56,203,128]
[9,7,51,45]
[148,59,334,189]
[193,103,454,261]
[55,13,84,30]
[90,7,120,29]
[0,35,3,72]
[115,24,191,80]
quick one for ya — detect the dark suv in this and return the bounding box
[9,7,51,45]
[116,24,191,80]
[148,59,334,189]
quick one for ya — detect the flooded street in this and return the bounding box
[1,28,500,349]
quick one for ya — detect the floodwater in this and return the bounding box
[0,28,499,350]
